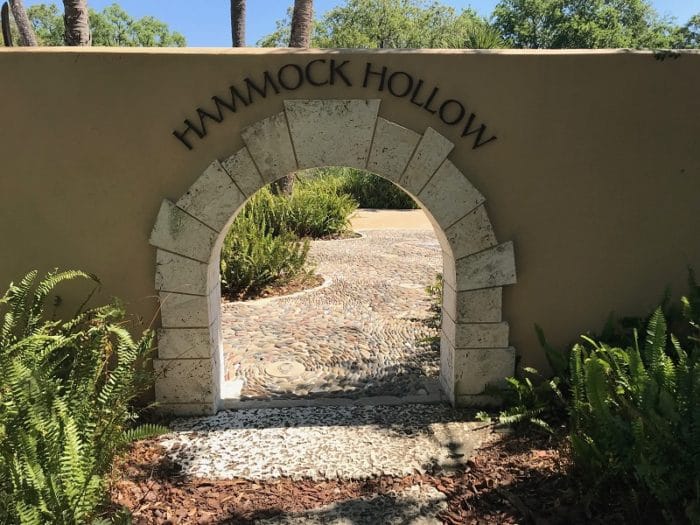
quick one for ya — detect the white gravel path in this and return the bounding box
[160,404,491,482]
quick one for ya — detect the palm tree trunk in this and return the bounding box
[289,0,313,47]
[8,0,37,46]
[273,0,314,196]
[2,2,13,46]
[231,0,245,47]
[63,0,91,46]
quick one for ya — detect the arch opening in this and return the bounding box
[149,99,517,415]
[218,166,444,405]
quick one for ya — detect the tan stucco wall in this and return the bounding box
[1,48,699,377]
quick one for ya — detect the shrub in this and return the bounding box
[220,193,311,297]
[287,176,357,238]
[304,167,418,209]
[0,270,164,524]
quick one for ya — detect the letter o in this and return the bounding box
[278,64,304,91]
[439,99,466,125]
[388,71,413,98]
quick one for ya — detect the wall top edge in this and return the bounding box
[0,47,698,57]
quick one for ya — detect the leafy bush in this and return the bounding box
[304,167,418,209]
[220,192,311,297]
[0,270,164,524]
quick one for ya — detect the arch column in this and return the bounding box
[149,99,517,415]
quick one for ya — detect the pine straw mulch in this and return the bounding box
[108,425,651,525]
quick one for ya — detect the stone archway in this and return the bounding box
[149,99,517,415]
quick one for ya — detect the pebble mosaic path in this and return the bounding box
[221,227,442,401]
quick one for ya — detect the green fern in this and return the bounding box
[570,306,700,522]
[0,270,166,524]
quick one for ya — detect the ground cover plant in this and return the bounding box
[0,270,164,524]
[484,272,700,523]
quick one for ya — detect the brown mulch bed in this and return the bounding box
[223,273,324,302]
[109,426,650,525]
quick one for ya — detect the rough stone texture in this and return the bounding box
[154,357,217,404]
[149,200,218,263]
[449,285,503,323]
[157,328,212,360]
[455,242,517,291]
[159,292,216,328]
[442,251,456,288]
[241,112,297,183]
[256,485,447,524]
[176,160,246,232]
[445,205,497,259]
[160,404,491,481]
[399,127,454,196]
[367,117,420,184]
[418,160,485,230]
[454,347,515,395]
[155,250,210,296]
[442,315,509,348]
[222,229,442,401]
[221,147,265,197]
[439,337,455,404]
[285,99,380,169]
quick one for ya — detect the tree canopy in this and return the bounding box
[258,0,504,49]
[23,2,185,46]
[492,0,685,48]
[260,0,699,50]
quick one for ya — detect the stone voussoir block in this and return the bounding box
[221,147,265,197]
[454,322,509,349]
[442,251,457,288]
[399,127,453,196]
[159,292,213,329]
[442,280,457,321]
[241,111,297,183]
[155,250,208,296]
[455,242,516,291]
[418,160,485,230]
[454,347,515,396]
[149,199,218,263]
[157,327,213,360]
[440,337,456,403]
[455,287,503,323]
[176,160,246,232]
[285,99,380,169]
[442,315,508,349]
[366,117,420,184]
[445,205,497,260]
[154,358,216,404]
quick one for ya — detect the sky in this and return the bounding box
[24,0,700,47]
